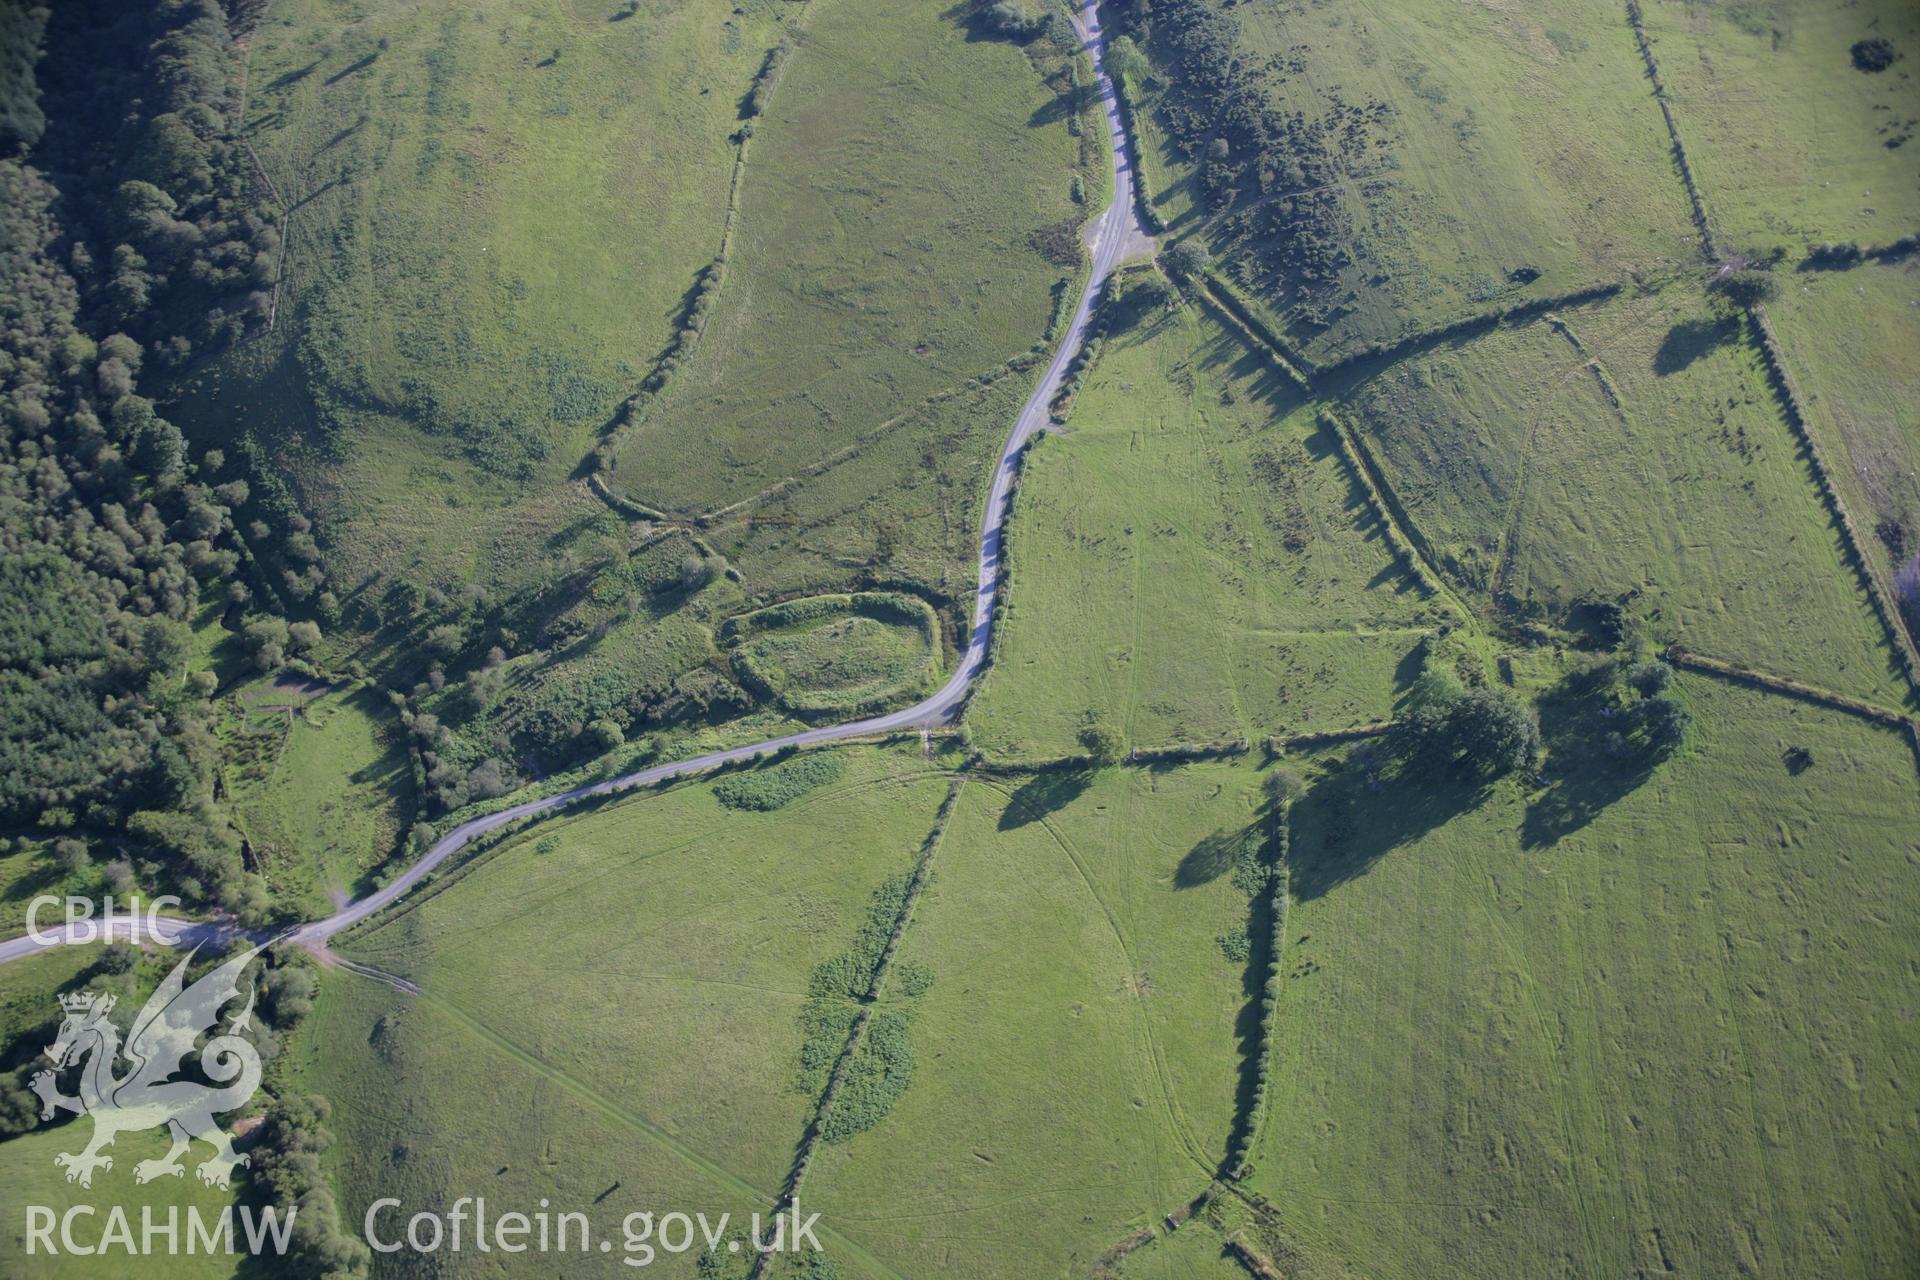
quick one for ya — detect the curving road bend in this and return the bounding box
[0,1,1152,970]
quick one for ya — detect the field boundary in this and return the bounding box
[1224,1232,1286,1280]
[1666,646,1920,778]
[1264,720,1394,753]
[1190,278,1314,392]
[694,350,1049,527]
[327,745,944,950]
[1201,274,1319,378]
[1623,0,1716,258]
[1743,305,1920,698]
[1129,738,1251,764]
[1316,410,1451,607]
[1227,813,1291,1178]
[1107,58,1166,235]
[587,5,815,478]
[1312,282,1627,386]
[1615,0,1919,700]
[752,778,966,1279]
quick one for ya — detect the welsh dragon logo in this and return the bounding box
[31,943,266,1190]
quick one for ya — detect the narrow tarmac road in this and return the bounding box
[0,0,1153,971]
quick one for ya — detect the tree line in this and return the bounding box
[0,0,324,920]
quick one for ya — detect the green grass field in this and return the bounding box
[0,945,245,1280]
[971,300,1434,761]
[1246,675,1920,1278]
[1346,282,1908,704]
[0,945,97,1048]
[1766,258,1920,593]
[9,1,1914,1277]
[804,760,1269,1277]
[1640,0,1920,252]
[169,0,797,603]
[150,0,1102,814]
[223,683,414,913]
[698,364,1050,621]
[330,743,953,1198]
[611,0,1082,513]
[289,975,763,1280]
[0,1125,242,1280]
[1169,0,1699,362]
[0,845,105,939]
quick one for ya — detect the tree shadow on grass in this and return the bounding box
[1219,875,1274,1172]
[1287,753,1491,902]
[2,856,65,908]
[1653,314,1739,376]
[1521,667,1658,850]
[1175,827,1249,888]
[997,766,1092,831]
[323,52,379,86]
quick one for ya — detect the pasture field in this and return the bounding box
[697,365,1045,619]
[0,946,245,1280]
[288,976,764,1280]
[0,1126,241,1280]
[804,761,1269,1277]
[1247,676,1920,1279]
[0,945,97,1047]
[728,593,940,717]
[1168,0,1698,363]
[223,684,413,913]
[611,0,1084,512]
[332,742,953,1197]
[170,0,796,601]
[1346,283,1908,704]
[1766,258,1920,591]
[1639,0,1920,252]
[970,300,1432,762]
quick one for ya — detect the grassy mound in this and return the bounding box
[727,592,940,718]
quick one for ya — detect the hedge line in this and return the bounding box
[1625,0,1716,258]
[1314,281,1624,382]
[1665,647,1920,779]
[1106,63,1165,234]
[1317,409,1444,599]
[1229,812,1290,1180]
[776,780,963,1206]
[1800,233,1920,270]
[1193,275,1315,390]
[587,7,804,482]
[1128,738,1249,764]
[1264,720,1394,753]
[1744,305,1920,692]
